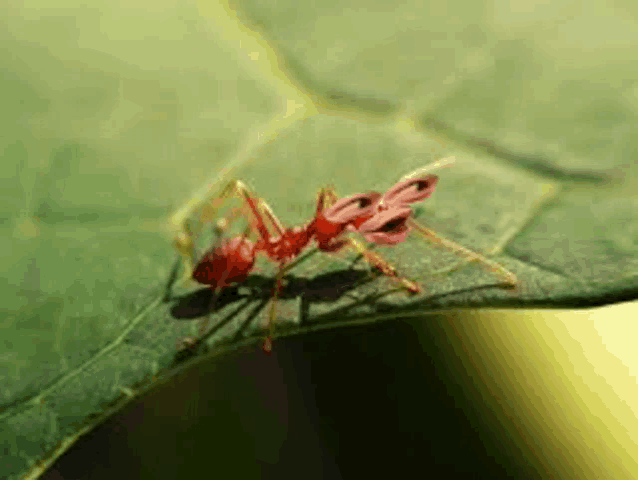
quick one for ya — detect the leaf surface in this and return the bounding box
[1,1,637,478]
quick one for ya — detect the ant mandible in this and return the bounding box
[169,157,518,354]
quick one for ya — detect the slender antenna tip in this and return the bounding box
[399,156,456,181]
[436,156,456,168]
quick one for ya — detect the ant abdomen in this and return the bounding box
[193,236,256,289]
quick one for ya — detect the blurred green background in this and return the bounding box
[1,0,638,478]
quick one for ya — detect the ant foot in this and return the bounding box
[176,336,199,353]
[262,336,273,355]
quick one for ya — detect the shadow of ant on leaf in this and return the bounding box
[170,285,242,320]
[169,268,377,320]
[167,268,381,367]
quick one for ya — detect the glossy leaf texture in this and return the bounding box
[1,1,638,479]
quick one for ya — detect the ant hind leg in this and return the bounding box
[406,218,518,290]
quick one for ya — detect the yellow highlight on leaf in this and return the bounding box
[14,218,40,239]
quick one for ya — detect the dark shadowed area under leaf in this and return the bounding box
[41,316,547,480]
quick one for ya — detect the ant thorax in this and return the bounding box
[259,225,313,262]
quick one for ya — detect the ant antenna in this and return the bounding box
[399,156,456,182]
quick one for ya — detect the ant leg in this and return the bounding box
[406,218,518,289]
[263,268,282,355]
[320,186,339,210]
[226,180,288,240]
[398,156,456,182]
[263,251,320,354]
[246,194,285,238]
[342,237,421,293]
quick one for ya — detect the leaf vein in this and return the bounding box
[0,296,162,422]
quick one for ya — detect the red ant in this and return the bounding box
[169,157,517,354]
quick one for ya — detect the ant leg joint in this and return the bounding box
[213,218,228,236]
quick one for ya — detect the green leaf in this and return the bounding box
[2,1,638,478]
